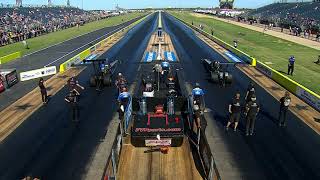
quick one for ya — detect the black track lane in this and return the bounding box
[0,15,145,112]
[0,13,158,180]
[163,13,320,180]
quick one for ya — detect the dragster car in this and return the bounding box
[202,59,233,86]
[130,62,187,147]
[83,58,117,87]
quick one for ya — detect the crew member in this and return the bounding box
[245,82,255,104]
[67,75,84,95]
[279,91,291,127]
[288,56,295,75]
[226,92,241,132]
[244,94,260,136]
[38,78,48,104]
[115,73,127,88]
[192,83,204,104]
[96,62,106,91]
[65,90,79,122]
[117,87,130,120]
[213,61,220,72]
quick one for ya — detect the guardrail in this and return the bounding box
[59,13,151,73]
[102,126,123,180]
[187,96,220,180]
[170,13,320,112]
[0,52,21,64]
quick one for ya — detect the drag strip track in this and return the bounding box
[0,15,145,112]
[163,13,320,180]
[0,13,157,180]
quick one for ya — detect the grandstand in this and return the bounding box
[0,6,113,46]
[244,1,320,32]
[219,0,234,9]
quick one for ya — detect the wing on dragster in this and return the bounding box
[201,58,240,66]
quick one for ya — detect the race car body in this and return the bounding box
[130,62,186,147]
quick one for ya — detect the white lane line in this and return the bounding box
[44,26,124,67]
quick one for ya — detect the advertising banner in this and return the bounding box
[145,139,172,146]
[66,56,81,69]
[256,62,273,78]
[296,87,320,111]
[20,66,57,81]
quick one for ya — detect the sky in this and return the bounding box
[0,0,275,10]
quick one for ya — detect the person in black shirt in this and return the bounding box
[65,90,79,122]
[38,78,48,104]
[244,95,260,136]
[67,75,84,95]
[226,92,241,131]
[279,91,291,127]
[245,82,255,104]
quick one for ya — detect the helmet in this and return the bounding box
[249,82,255,91]
[195,83,200,88]
[251,94,257,101]
[118,73,122,76]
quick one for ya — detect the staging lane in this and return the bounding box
[163,13,320,180]
[0,13,158,180]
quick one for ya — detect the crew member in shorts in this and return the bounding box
[226,92,241,131]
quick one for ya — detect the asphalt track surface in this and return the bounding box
[0,13,158,179]
[0,15,144,111]
[0,12,319,180]
[162,13,320,180]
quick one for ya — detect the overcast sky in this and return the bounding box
[1,0,275,10]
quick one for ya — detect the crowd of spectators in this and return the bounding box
[241,2,320,39]
[0,6,113,47]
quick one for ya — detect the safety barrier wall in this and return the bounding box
[170,14,256,66]
[0,52,21,64]
[187,97,220,180]
[59,13,151,73]
[102,126,122,180]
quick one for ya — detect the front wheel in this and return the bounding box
[103,76,112,86]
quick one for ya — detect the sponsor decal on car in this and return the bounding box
[145,139,171,146]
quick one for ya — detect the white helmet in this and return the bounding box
[118,73,122,76]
